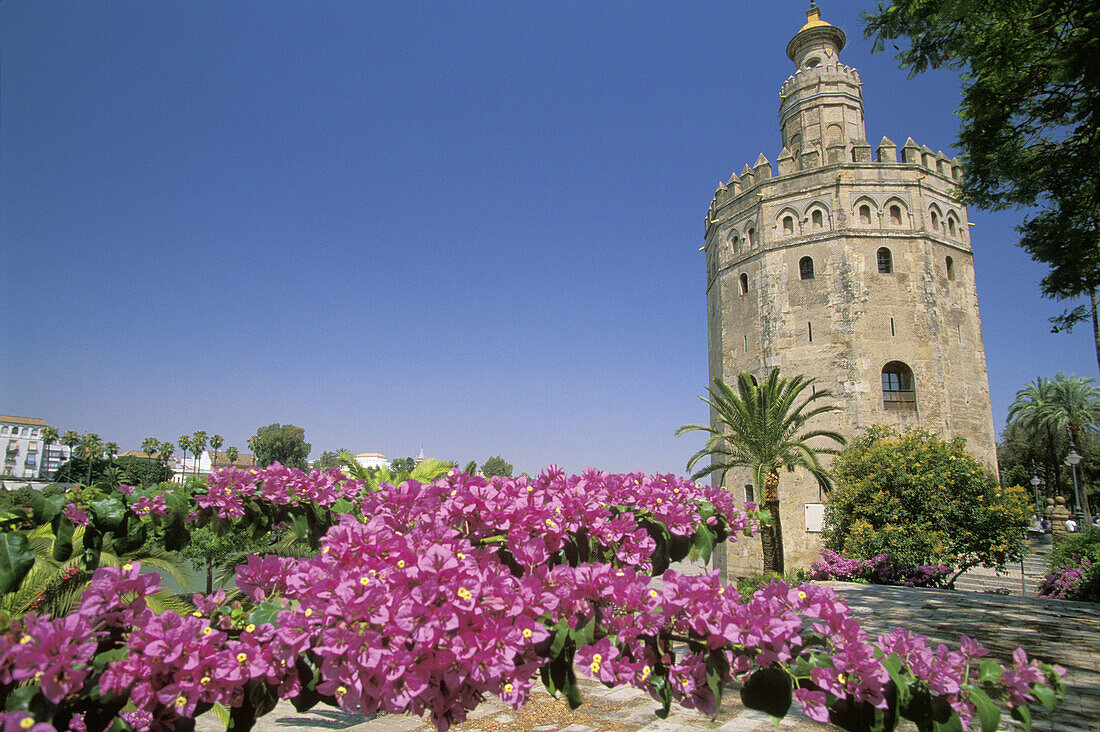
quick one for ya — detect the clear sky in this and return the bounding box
[2,1,1095,476]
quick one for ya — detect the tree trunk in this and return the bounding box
[1091,289,1099,375]
[206,562,214,594]
[760,470,785,575]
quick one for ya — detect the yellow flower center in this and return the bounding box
[590,662,601,673]
[202,627,213,636]
[336,685,348,697]
[175,695,187,707]
[122,563,133,571]
[245,624,255,633]
[504,683,514,693]
[649,590,659,598]
[397,560,405,568]
[201,676,211,686]
[33,672,43,682]
[360,576,371,586]
[237,653,248,664]
[527,486,534,493]
[681,678,690,687]
[457,588,472,601]
[545,519,557,529]
[19,635,31,645]
[798,591,807,600]
[20,718,34,729]
[640,666,651,680]
[192,611,203,617]
[592,654,602,663]
[717,587,724,595]
[838,673,848,684]
[304,608,313,617]
[522,629,532,638]
[322,546,330,554]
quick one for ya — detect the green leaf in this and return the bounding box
[31,492,65,526]
[977,659,1002,683]
[92,648,129,674]
[52,517,75,562]
[739,664,791,719]
[331,498,353,515]
[548,619,569,659]
[570,614,596,647]
[931,715,964,732]
[651,674,673,719]
[249,601,282,626]
[290,513,309,541]
[0,532,36,595]
[882,654,912,712]
[693,524,715,564]
[1010,704,1032,731]
[965,687,1000,732]
[706,648,728,710]
[89,497,126,532]
[1031,682,1057,711]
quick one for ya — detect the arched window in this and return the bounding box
[747,228,756,248]
[859,204,872,225]
[889,204,903,226]
[811,209,824,229]
[739,273,748,295]
[882,361,916,411]
[877,247,893,274]
[930,210,940,231]
[948,218,957,237]
[783,215,794,235]
[730,234,740,254]
[946,256,955,281]
[799,256,815,280]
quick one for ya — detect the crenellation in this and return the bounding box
[901,137,922,164]
[877,136,897,163]
[753,153,772,180]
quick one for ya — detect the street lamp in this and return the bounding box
[1065,449,1084,519]
[1030,474,1043,507]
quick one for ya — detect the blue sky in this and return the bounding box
[1,1,1095,475]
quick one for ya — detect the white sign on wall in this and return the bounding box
[805,503,825,533]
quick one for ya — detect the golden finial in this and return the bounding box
[800,2,831,32]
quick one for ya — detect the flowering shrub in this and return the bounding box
[809,550,952,588]
[1037,555,1097,601]
[0,467,1066,731]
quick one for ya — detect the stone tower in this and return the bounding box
[703,7,998,574]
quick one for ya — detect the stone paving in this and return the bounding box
[195,583,1100,732]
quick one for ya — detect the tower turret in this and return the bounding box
[778,6,866,162]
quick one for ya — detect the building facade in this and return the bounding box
[1,415,71,480]
[703,8,998,573]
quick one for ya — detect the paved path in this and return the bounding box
[195,584,1100,732]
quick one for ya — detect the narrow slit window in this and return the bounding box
[946,256,955,281]
[930,210,940,231]
[799,256,814,280]
[744,485,755,504]
[743,334,748,351]
[890,317,895,336]
[807,322,813,342]
[747,228,756,248]
[877,247,893,274]
[948,219,957,237]
[739,273,748,295]
[731,234,740,254]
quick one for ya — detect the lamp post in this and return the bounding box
[1065,448,1084,520]
[1030,474,1043,508]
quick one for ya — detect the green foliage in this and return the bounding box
[50,456,169,488]
[390,456,416,473]
[181,524,265,594]
[824,426,1032,576]
[314,450,347,470]
[864,0,1100,368]
[337,452,451,491]
[0,484,66,514]
[248,423,311,470]
[677,368,846,574]
[1048,525,1100,578]
[480,455,514,478]
[735,569,810,601]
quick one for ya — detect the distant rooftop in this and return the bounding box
[0,415,47,427]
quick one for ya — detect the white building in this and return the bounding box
[0,415,71,480]
[350,452,388,471]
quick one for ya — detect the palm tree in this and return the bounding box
[226,446,239,466]
[60,430,80,477]
[39,426,58,479]
[141,437,160,461]
[1045,374,1100,444]
[79,433,103,486]
[210,434,224,470]
[191,431,208,476]
[104,441,119,465]
[178,435,191,481]
[677,368,846,574]
[159,442,175,479]
[1008,377,1066,498]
